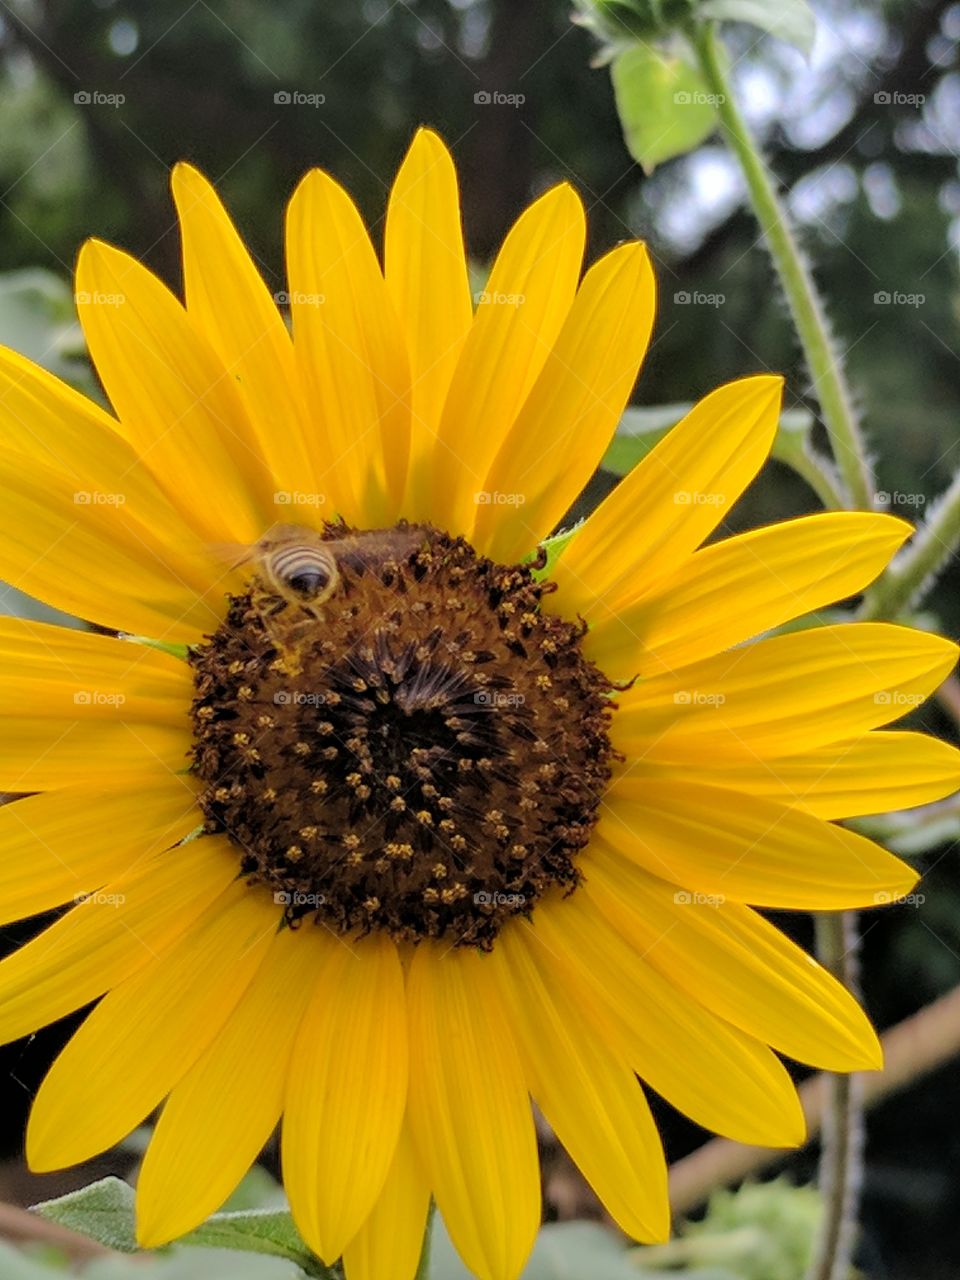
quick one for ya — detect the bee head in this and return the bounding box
[264,538,340,605]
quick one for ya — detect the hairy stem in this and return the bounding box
[693,23,875,513]
[806,914,865,1280]
[861,465,960,618]
[691,27,874,1280]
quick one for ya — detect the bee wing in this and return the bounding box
[205,540,256,571]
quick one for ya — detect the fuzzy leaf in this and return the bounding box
[33,1179,334,1278]
[33,1178,138,1254]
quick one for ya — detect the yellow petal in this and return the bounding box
[385,129,473,519]
[549,375,782,617]
[27,876,277,1171]
[601,777,918,909]
[286,169,410,525]
[0,345,225,638]
[407,943,540,1280]
[626,731,960,820]
[172,163,321,505]
[77,240,272,543]
[0,776,199,925]
[531,895,805,1147]
[613,623,958,762]
[490,926,669,1242]
[587,511,911,680]
[475,242,655,563]
[0,836,237,1047]
[283,932,408,1263]
[341,1123,431,1280]
[0,619,191,789]
[584,841,882,1070]
[136,923,324,1247]
[429,184,586,538]
[0,447,223,643]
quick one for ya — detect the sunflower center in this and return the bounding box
[189,522,615,947]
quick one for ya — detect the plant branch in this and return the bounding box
[861,467,960,619]
[692,22,875,513]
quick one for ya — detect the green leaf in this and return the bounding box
[182,1209,331,1274]
[33,1179,334,1279]
[611,42,719,172]
[698,0,816,56]
[33,1177,139,1253]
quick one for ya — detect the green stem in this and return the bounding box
[861,468,960,619]
[690,26,872,1280]
[692,22,875,513]
[773,440,846,511]
[414,1201,436,1280]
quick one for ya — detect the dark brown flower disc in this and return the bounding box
[189,522,615,947]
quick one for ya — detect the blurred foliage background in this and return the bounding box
[0,0,959,1276]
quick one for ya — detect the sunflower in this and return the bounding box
[0,127,956,1280]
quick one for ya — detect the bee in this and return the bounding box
[219,523,426,669]
[252,524,341,613]
[221,524,342,668]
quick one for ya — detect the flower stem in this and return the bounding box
[806,914,865,1280]
[773,439,846,511]
[861,466,960,619]
[692,22,875,513]
[690,26,872,1280]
